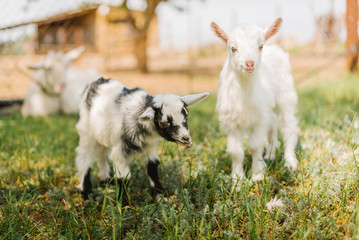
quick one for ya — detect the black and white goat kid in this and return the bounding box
[75,78,209,202]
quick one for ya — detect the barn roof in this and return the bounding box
[33,4,99,26]
[0,4,100,30]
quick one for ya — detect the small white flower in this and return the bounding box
[266,196,284,212]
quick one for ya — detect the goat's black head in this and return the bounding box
[139,93,209,147]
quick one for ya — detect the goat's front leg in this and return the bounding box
[110,145,131,204]
[146,158,166,197]
[227,131,245,182]
[249,126,267,181]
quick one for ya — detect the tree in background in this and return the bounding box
[105,0,187,73]
[345,0,358,73]
[118,0,161,73]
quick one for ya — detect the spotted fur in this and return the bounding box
[86,77,111,109]
[75,78,209,201]
[115,87,142,105]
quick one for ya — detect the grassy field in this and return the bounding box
[1,74,359,239]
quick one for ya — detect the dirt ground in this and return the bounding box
[100,47,347,95]
[0,43,347,100]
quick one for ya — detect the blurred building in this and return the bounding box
[0,3,160,100]
[32,4,159,57]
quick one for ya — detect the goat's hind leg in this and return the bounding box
[96,145,113,186]
[75,143,95,200]
[264,113,279,160]
[110,145,131,205]
[278,94,299,170]
[281,112,298,170]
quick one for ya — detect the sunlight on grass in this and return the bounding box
[0,74,358,239]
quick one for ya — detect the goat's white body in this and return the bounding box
[21,47,99,117]
[21,84,61,117]
[217,45,298,181]
[61,68,100,114]
[21,68,99,116]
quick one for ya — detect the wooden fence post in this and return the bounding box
[346,0,359,72]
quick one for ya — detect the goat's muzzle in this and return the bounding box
[177,136,192,148]
[54,82,66,93]
[244,60,255,73]
[244,67,255,73]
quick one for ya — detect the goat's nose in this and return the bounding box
[182,136,190,142]
[245,60,254,67]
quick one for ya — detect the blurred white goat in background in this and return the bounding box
[21,46,99,116]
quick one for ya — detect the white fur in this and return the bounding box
[21,84,62,116]
[75,79,209,192]
[213,19,298,183]
[21,46,99,116]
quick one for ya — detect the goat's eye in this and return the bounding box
[231,47,237,53]
[259,44,264,50]
[159,121,170,128]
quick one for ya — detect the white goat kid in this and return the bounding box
[211,18,298,182]
[75,77,209,201]
[21,46,99,116]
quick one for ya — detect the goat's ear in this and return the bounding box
[181,92,209,107]
[29,51,56,70]
[210,22,228,43]
[139,107,155,122]
[264,18,282,41]
[65,46,85,62]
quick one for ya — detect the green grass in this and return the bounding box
[1,74,359,239]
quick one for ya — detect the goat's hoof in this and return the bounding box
[99,178,116,186]
[284,162,298,171]
[81,190,93,200]
[121,198,129,206]
[252,174,264,182]
[231,175,246,192]
[252,171,265,181]
[232,176,246,183]
[151,186,170,202]
[152,187,168,198]
[156,195,170,203]
[284,157,298,171]
[252,161,266,181]
[232,172,246,181]
[116,193,129,206]
[76,183,83,190]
